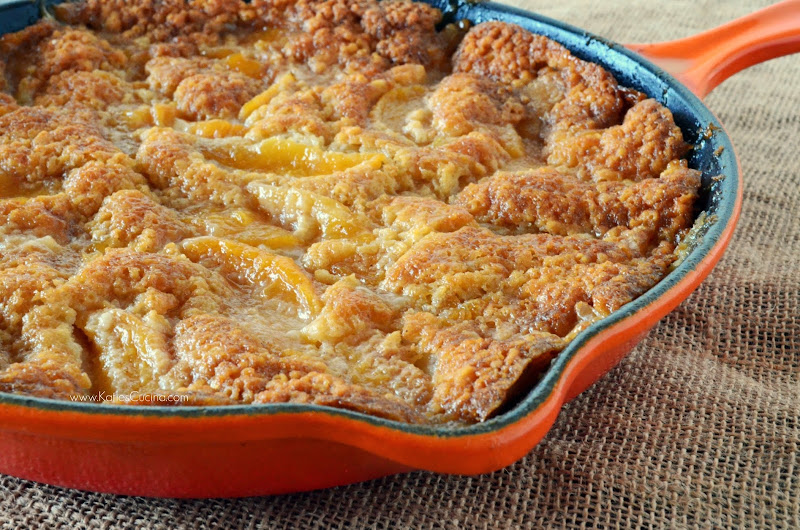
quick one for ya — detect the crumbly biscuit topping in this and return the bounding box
[0,0,699,424]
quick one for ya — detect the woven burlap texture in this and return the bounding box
[1,0,798,528]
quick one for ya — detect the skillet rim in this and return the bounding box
[0,0,740,440]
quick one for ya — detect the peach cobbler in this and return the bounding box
[0,0,699,424]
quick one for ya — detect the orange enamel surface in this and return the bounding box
[628,0,800,98]
[0,3,761,497]
[0,426,411,497]
[0,156,740,496]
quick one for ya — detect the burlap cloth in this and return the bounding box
[1,0,798,527]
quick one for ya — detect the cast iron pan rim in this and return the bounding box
[0,0,739,438]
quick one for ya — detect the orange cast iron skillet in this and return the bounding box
[0,0,798,498]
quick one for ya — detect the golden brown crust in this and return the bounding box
[57,0,244,42]
[0,263,65,338]
[0,1,701,424]
[254,371,422,423]
[172,314,324,401]
[63,161,150,218]
[546,99,691,181]
[88,190,193,252]
[0,359,90,399]
[0,107,123,186]
[404,313,563,422]
[247,0,448,73]
[146,56,214,97]
[247,81,334,142]
[303,276,395,344]
[0,197,73,243]
[429,73,526,137]
[135,128,253,207]
[454,21,624,136]
[0,93,16,115]
[5,27,127,103]
[35,70,130,110]
[383,225,676,340]
[174,72,260,120]
[36,29,127,79]
[456,160,701,243]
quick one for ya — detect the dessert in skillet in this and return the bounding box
[0,0,699,424]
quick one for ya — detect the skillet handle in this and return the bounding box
[626,0,800,99]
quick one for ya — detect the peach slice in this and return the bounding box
[247,182,371,241]
[239,73,296,121]
[197,208,300,249]
[241,28,287,46]
[122,106,153,129]
[0,173,18,199]
[83,308,173,395]
[204,136,385,177]
[152,103,177,127]
[181,236,322,318]
[185,120,248,139]
[225,53,265,78]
